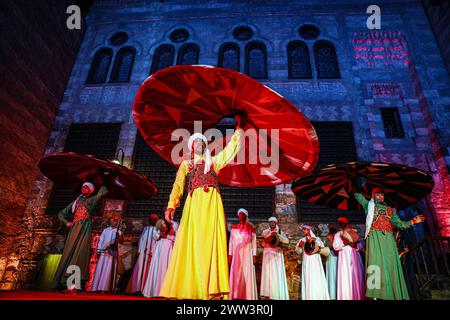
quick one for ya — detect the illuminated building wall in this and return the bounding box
[1,0,448,295]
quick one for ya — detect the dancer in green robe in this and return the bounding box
[52,181,109,291]
[354,188,425,300]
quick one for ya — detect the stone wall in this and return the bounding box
[422,0,450,76]
[0,1,87,288]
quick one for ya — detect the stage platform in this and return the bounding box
[0,290,160,300]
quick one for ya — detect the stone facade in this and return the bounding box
[422,0,450,75]
[0,1,87,289]
[1,0,449,296]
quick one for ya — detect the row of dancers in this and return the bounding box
[88,202,418,300]
[52,125,425,300]
[90,214,178,297]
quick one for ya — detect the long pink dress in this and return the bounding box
[142,233,176,298]
[228,224,258,300]
[333,230,365,300]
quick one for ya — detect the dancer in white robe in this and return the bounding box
[228,208,258,300]
[91,217,123,292]
[142,219,176,298]
[128,214,159,294]
[260,216,290,300]
[296,224,330,300]
[333,217,365,300]
[325,225,338,300]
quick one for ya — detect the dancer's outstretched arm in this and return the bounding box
[391,209,425,230]
[213,129,243,172]
[391,211,413,230]
[354,193,369,211]
[91,185,109,204]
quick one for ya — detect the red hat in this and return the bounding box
[149,213,159,220]
[371,187,384,195]
[338,217,349,224]
[111,216,121,221]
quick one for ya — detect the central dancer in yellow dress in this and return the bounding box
[160,122,243,300]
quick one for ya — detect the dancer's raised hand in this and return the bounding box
[234,113,246,129]
[412,214,425,225]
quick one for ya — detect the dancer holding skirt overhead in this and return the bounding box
[160,120,243,300]
[52,181,109,291]
[354,188,425,300]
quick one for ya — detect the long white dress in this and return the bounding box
[260,227,290,300]
[91,227,121,292]
[333,230,365,300]
[142,232,176,298]
[129,225,157,293]
[297,235,330,300]
[228,225,258,300]
[325,237,338,300]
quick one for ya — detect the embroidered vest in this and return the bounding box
[73,204,90,223]
[186,161,220,196]
[370,206,394,235]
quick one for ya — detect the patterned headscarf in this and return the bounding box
[82,182,95,194]
[237,208,249,217]
[188,133,212,174]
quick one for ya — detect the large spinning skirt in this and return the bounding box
[159,187,229,299]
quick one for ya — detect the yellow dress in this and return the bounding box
[159,129,242,299]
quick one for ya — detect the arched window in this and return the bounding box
[86,48,113,84]
[245,41,267,79]
[170,28,190,43]
[287,41,312,79]
[150,44,175,74]
[177,43,199,65]
[298,25,320,40]
[110,46,135,82]
[233,26,254,41]
[110,32,128,46]
[218,42,240,71]
[314,40,340,79]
